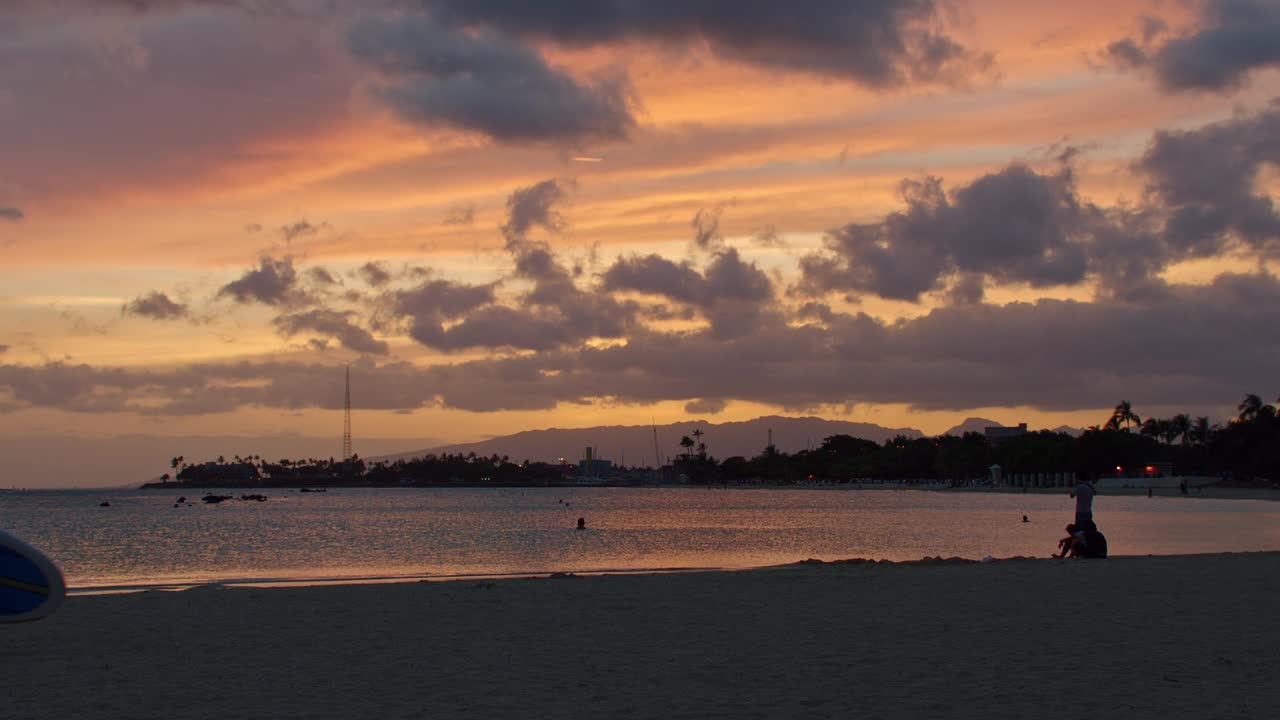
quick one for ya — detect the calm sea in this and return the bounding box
[2,487,1277,592]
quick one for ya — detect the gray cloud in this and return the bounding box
[0,207,24,222]
[272,309,389,355]
[415,248,636,351]
[1136,100,1280,258]
[122,291,189,320]
[4,272,1278,416]
[348,15,635,143]
[602,248,775,338]
[798,165,1092,302]
[691,206,723,250]
[394,278,497,348]
[443,202,475,226]
[797,103,1280,304]
[1107,0,1280,91]
[500,178,573,247]
[280,219,323,242]
[396,278,496,319]
[685,397,728,415]
[602,254,704,304]
[306,266,340,286]
[217,256,303,306]
[394,178,637,352]
[421,0,991,87]
[357,261,392,287]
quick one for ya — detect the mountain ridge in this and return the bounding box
[374,415,925,466]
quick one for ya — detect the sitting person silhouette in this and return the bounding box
[1057,521,1108,559]
[1056,523,1085,558]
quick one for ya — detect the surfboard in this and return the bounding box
[0,529,66,623]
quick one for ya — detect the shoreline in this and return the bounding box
[10,552,1279,719]
[62,547,1275,596]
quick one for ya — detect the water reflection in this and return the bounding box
[2,487,1276,590]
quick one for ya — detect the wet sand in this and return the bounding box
[943,485,1280,501]
[9,552,1280,719]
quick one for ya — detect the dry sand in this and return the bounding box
[7,554,1280,720]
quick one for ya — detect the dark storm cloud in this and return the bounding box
[420,0,991,87]
[122,291,189,320]
[0,207,24,222]
[347,15,635,143]
[272,309,389,355]
[1106,0,1280,91]
[217,256,303,306]
[4,272,1278,415]
[1136,101,1280,258]
[798,165,1091,302]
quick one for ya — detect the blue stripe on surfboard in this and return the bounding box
[1,545,49,587]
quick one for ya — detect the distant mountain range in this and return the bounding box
[939,417,1003,437]
[375,415,925,467]
[939,417,1085,438]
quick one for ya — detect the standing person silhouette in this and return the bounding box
[1070,478,1096,528]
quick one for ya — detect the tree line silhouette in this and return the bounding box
[671,394,1279,486]
[148,394,1278,488]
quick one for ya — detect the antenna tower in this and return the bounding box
[652,418,661,469]
[342,364,352,460]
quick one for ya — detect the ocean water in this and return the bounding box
[1,487,1277,592]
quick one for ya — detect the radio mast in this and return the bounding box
[652,418,661,469]
[342,364,352,460]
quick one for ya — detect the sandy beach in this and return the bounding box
[7,553,1279,720]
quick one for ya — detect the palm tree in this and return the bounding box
[1238,394,1265,423]
[1107,401,1141,431]
[679,435,694,460]
[1190,416,1215,446]
[1140,418,1164,443]
[1169,414,1191,446]
[692,428,706,458]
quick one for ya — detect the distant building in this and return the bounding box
[1140,461,1174,478]
[984,423,1028,444]
[577,447,613,478]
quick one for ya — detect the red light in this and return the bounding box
[1115,465,1123,471]
[1145,465,1155,472]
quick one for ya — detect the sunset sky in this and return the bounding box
[2,0,1279,483]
